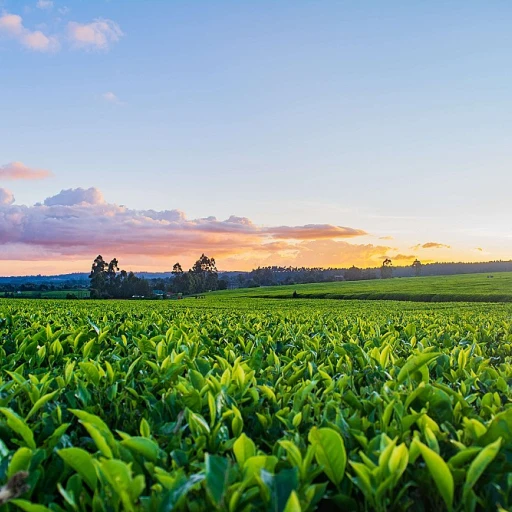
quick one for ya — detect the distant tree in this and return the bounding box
[89,255,108,298]
[412,259,422,277]
[191,254,218,291]
[89,256,151,299]
[344,266,363,281]
[381,258,393,279]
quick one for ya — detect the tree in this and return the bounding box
[381,258,393,279]
[89,255,108,298]
[191,254,218,292]
[344,266,362,281]
[89,256,151,299]
[412,259,422,277]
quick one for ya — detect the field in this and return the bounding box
[214,272,512,303]
[7,290,90,299]
[0,296,511,511]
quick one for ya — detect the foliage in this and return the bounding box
[172,254,219,295]
[0,297,510,511]
[89,256,151,299]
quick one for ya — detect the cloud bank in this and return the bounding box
[0,162,53,180]
[0,187,390,271]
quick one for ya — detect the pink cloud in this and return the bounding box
[67,18,123,50]
[0,188,14,206]
[0,13,59,52]
[0,162,53,180]
[265,224,367,240]
[412,241,451,250]
[0,187,375,271]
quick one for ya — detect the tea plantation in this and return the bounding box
[0,297,511,511]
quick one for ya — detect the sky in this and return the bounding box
[0,0,511,275]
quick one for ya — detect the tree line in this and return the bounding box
[88,253,223,299]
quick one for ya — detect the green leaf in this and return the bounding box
[283,490,301,512]
[416,441,454,510]
[205,453,230,507]
[10,501,52,512]
[233,433,256,467]
[159,473,205,511]
[140,418,151,438]
[0,408,36,449]
[79,362,100,386]
[25,390,59,421]
[121,436,159,462]
[8,447,32,479]
[478,409,512,445]
[397,352,440,384]
[82,422,113,458]
[308,427,346,486]
[58,447,98,490]
[463,438,501,500]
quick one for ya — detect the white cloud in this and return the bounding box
[36,0,53,10]
[67,18,123,50]
[102,91,122,105]
[44,187,105,206]
[0,12,59,52]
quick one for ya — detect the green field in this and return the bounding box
[9,289,90,299]
[0,297,511,511]
[214,272,512,303]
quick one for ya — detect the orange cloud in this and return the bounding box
[0,187,373,272]
[412,242,451,250]
[266,224,367,240]
[392,254,417,261]
[0,162,53,180]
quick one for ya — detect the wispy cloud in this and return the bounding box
[36,0,53,10]
[102,91,123,105]
[0,12,59,52]
[67,18,123,50]
[0,162,53,180]
[411,242,451,250]
[392,253,417,261]
[379,235,394,240]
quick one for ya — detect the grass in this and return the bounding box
[211,271,512,303]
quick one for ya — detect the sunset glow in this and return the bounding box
[1,1,510,275]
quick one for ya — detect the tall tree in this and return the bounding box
[381,258,393,279]
[89,255,108,298]
[412,259,422,277]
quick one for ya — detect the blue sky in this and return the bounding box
[0,0,511,273]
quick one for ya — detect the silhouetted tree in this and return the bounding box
[381,258,393,279]
[412,259,422,277]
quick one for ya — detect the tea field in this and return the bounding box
[0,297,511,511]
[214,272,512,303]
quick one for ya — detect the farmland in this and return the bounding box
[214,272,512,303]
[0,297,511,511]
